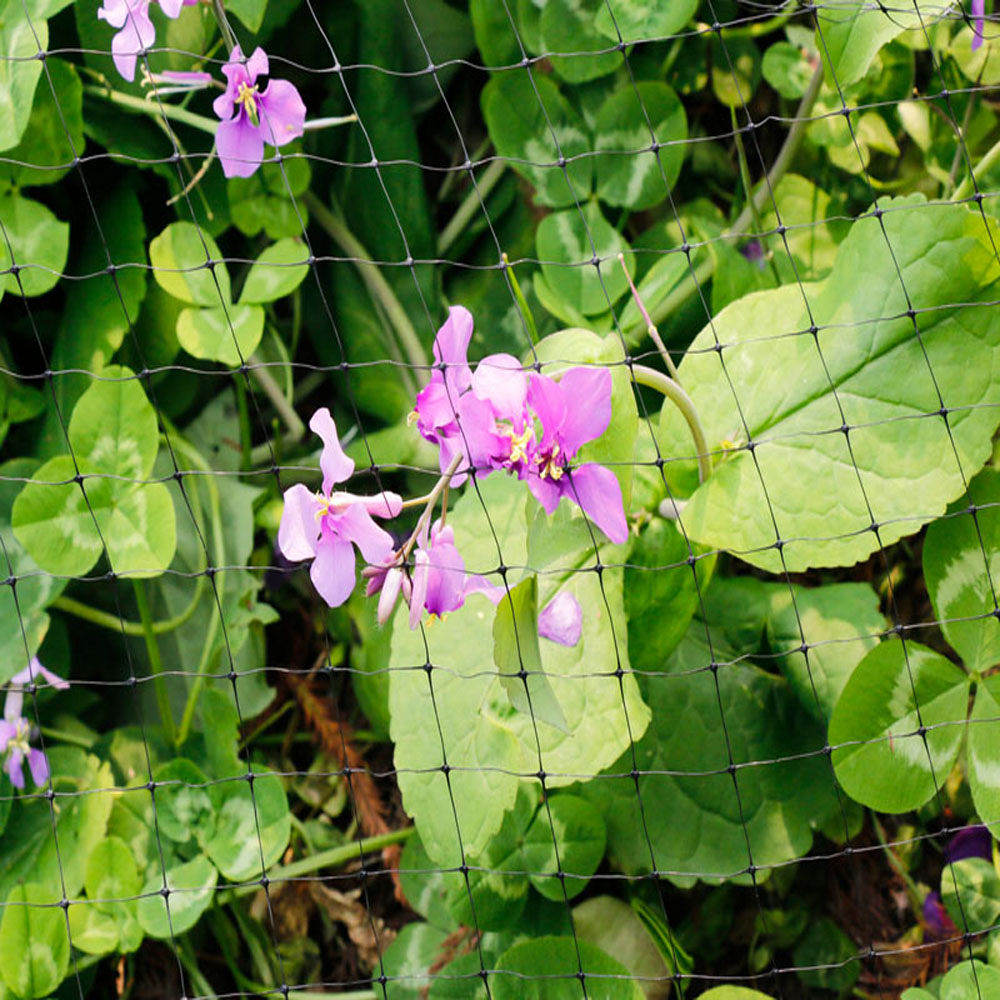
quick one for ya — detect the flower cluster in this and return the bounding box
[97,0,307,179]
[276,307,622,640]
[0,659,68,790]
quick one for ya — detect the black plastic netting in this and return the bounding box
[3,1,1000,998]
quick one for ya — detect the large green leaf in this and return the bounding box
[389,477,648,866]
[67,836,143,955]
[0,0,48,152]
[942,860,1000,933]
[0,59,83,188]
[149,222,230,308]
[0,192,68,298]
[593,83,687,211]
[176,303,265,367]
[12,368,176,578]
[136,855,217,939]
[662,197,1000,571]
[829,641,969,813]
[521,794,605,902]
[593,0,697,45]
[924,468,1000,673]
[238,238,310,305]
[0,884,70,999]
[588,626,839,884]
[493,936,643,999]
[482,71,592,209]
[967,676,1000,828]
[540,0,623,83]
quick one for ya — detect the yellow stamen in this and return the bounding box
[506,425,534,465]
[407,410,419,427]
[236,81,260,127]
[539,443,563,480]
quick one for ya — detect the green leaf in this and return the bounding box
[968,676,1000,828]
[942,860,1000,933]
[177,304,265,367]
[536,205,632,318]
[0,748,114,901]
[540,0,623,84]
[136,855,218,939]
[924,468,1000,674]
[228,153,311,240]
[493,936,644,999]
[153,759,214,845]
[226,0,267,31]
[390,477,648,866]
[0,192,68,298]
[939,960,1000,999]
[203,769,290,881]
[380,922,450,999]
[149,222,230,308]
[593,0,697,46]
[0,884,70,999]
[792,917,859,993]
[481,72,592,209]
[829,641,969,813]
[588,626,839,884]
[521,794,605,901]
[767,583,884,722]
[470,0,520,65]
[817,0,922,89]
[711,37,761,108]
[238,238,310,305]
[593,83,687,211]
[68,836,143,955]
[762,41,816,99]
[663,197,1000,572]
[758,174,839,281]
[698,990,774,1000]
[0,0,47,152]
[494,576,568,732]
[0,59,83,188]
[13,368,176,578]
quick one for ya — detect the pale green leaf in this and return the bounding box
[0,193,68,298]
[0,884,70,999]
[149,222,230,307]
[0,0,47,152]
[177,304,265,367]
[136,855,217,939]
[238,238,309,305]
[593,0,696,45]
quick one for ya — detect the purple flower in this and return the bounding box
[0,659,68,790]
[97,0,197,82]
[524,368,628,545]
[408,519,502,629]
[973,0,986,50]
[922,891,958,940]
[739,240,767,270]
[363,553,411,625]
[538,592,582,647]
[213,46,306,179]
[944,824,993,865]
[278,408,403,608]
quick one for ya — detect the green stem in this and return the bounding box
[83,84,219,135]
[211,0,239,52]
[437,158,506,255]
[51,578,205,637]
[248,355,305,443]
[632,364,712,483]
[40,726,96,750]
[502,252,539,347]
[945,87,978,198]
[714,7,794,38]
[624,63,822,341]
[234,374,253,471]
[402,453,463,559]
[731,106,781,287]
[178,939,216,999]
[871,815,925,920]
[954,132,1000,200]
[303,192,428,375]
[228,828,415,898]
[133,580,177,743]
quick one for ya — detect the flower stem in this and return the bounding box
[211,0,239,53]
[437,158,506,255]
[227,828,415,899]
[954,131,1000,200]
[631,364,712,483]
[402,453,463,558]
[502,252,540,347]
[618,253,679,380]
[248,355,305,443]
[303,192,429,375]
[133,579,177,744]
[51,582,205,637]
[83,84,219,135]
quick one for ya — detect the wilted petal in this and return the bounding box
[923,891,957,939]
[260,79,307,148]
[538,592,582,646]
[278,483,320,562]
[472,353,527,422]
[310,407,354,493]
[338,504,395,565]
[216,116,265,178]
[310,537,357,608]
[27,749,49,788]
[377,568,403,625]
[557,367,612,456]
[432,306,474,395]
[567,463,628,544]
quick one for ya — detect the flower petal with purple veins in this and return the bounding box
[567,463,628,544]
[310,407,355,493]
[310,536,358,608]
[556,367,612,457]
[538,592,582,646]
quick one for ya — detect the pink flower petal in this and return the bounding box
[432,306,474,395]
[27,749,49,788]
[277,483,320,562]
[216,115,265,178]
[157,0,186,17]
[472,353,527,422]
[108,2,155,82]
[310,537,357,608]
[245,46,269,82]
[567,463,628,544]
[259,79,307,149]
[338,504,395,566]
[557,367,612,456]
[538,591,582,646]
[358,490,403,520]
[376,568,403,625]
[310,408,354,494]
[527,373,567,451]
[6,748,25,789]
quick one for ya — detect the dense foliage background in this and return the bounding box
[4,0,1000,997]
